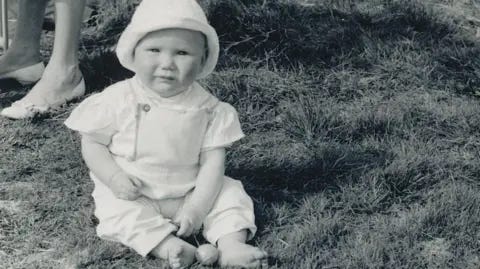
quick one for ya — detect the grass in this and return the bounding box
[1,0,480,268]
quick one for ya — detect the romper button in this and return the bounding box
[143,104,151,112]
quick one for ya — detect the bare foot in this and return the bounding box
[168,245,196,269]
[218,242,268,268]
[0,48,41,75]
[151,235,196,269]
[20,64,83,106]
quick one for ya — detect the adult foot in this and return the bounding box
[0,47,42,76]
[1,65,85,119]
[21,64,84,106]
[218,242,268,268]
[0,62,45,85]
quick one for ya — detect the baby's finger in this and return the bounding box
[171,221,180,231]
[180,226,193,237]
[185,226,194,237]
[176,218,192,237]
[128,192,141,200]
[127,185,140,194]
[176,223,188,237]
[194,220,203,232]
[118,189,140,201]
[130,177,143,188]
[118,194,134,201]
[116,192,132,200]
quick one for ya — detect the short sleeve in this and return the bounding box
[202,102,245,151]
[64,92,118,145]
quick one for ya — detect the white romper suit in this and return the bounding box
[65,76,256,256]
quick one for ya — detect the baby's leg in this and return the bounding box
[202,177,268,268]
[150,234,196,269]
[217,230,268,268]
[93,188,178,258]
[98,194,196,268]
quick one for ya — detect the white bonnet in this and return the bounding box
[116,0,219,79]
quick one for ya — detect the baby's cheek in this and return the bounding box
[185,61,203,80]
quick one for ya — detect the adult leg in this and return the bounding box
[0,0,48,74]
[1,0,86,119]
[47,0,84,73]
[19,0,86,104]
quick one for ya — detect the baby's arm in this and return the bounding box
[174,147,225,237]
[81,136,142,200]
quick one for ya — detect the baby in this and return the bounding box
[64,0,267,268]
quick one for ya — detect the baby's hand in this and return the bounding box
[108,171,142,201]
[173,205,204,237]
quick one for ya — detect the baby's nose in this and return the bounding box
[158,54,175,69]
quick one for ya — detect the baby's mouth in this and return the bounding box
[155,75,175,81]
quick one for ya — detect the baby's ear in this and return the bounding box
[201,35,208,67]
[201,51,207,66]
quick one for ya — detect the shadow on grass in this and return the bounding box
[431,45,480,95]
[229,139,389,200]
[80,50,133,94]
[206,0,479,95]
[207,0,456,65]
[207,0,365,68]
[0,81,30,109]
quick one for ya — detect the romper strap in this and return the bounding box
[185,82,219,110]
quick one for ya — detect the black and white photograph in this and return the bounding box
[0,0,479,268]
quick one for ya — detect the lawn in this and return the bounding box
[1,0,480,268]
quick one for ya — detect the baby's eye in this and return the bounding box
[148,48,160,53]
[177,50,189,55]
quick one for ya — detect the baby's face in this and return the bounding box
[133,28,206,98]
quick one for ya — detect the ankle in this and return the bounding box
[48,55,79,70]
[217,230,248,250]
[42,64,82,83]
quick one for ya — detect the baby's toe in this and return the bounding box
[248,251,268,268]
[168,246,184,268]
[170,261,181,269]
[243,259,266,269]
[251,248,268,260]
